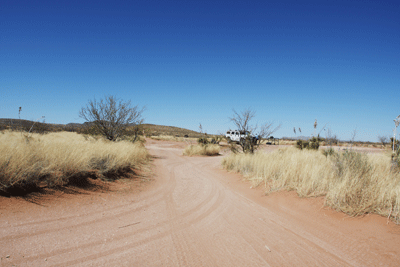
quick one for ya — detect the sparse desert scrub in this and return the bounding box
[222,147,400,223]
[278,139,297,145]
[0,131,149,194]
[150,134,198,143]
[183,144,220,156]
[150,135,185,142]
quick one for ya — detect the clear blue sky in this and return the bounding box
[1,0,399,141]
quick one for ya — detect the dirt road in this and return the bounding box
[1,139,399,266]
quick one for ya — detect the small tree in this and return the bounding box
[378,135,389,147]
[349,129,357,149]
[79,95,144,141]
[197,123,209,145]
[229,108,280,153]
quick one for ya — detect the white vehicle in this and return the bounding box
[225,130,258,143]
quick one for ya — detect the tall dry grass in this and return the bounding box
[0,131,149,192]
[150,135,185,142]
[183,144,220,156]
[222,147,400,223]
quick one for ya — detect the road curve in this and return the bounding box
[1,139,399,266]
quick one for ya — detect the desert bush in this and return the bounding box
[210,135,223,144]
[229,108,280,153]
[222,147,400,223]
[296,140,309,149]
[197,136,209,145]
[309,137,320,150]
[378,135,389,147]
[322,147,336,157]
[0,131,149,194]
[296,137,319,150]
[229,142,240,154]
[390,137,399,148]
[197,135,223,145]
[183,144,220,156]
[80,95,144,141]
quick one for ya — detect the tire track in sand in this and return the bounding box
[8,145,225,266]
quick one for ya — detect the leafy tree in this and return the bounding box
[79,95,144,141]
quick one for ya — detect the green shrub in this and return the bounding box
[308,137,320,150]
[296,140,308,150]
[296,138,319,150]
[198,135,222,145]
[197,136,209,145]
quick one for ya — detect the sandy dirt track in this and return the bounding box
[1,139,400,266]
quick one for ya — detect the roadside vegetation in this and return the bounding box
[222,147,400,223]
[227,108,280,153]
[80,95,144,142]
[182,124,222,156]
[150,135,189,142]
[183,144,220,156]
[0,131,149,195]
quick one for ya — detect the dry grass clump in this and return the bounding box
[183,144,220,156]
[278,139,297,145]
[0,131,149,194]
[151,135,185,142]
[222,147,400,223]
[150,135,198,143]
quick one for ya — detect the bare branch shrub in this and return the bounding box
[378,135,389,147]
[79,95,144,141]
[229,108,280,153]
[349,129,357,149]
[326,128,338,147]
[230,109,256,133]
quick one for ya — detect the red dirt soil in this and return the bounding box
[1,139,399,266]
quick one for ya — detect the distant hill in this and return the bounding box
[0,118,65,132]
[0,119,202,137]
[141,124,202,137]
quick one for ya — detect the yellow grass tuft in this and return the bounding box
[0,131,149,192]
[183,144,220,156]
[150,135,185,142]
[222,147,400,222]
[150,135,200,143]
